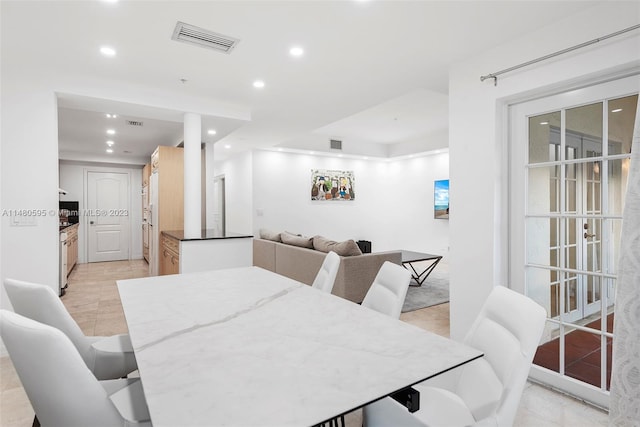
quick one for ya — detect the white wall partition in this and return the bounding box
[448,1,640,342]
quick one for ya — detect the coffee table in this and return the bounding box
[401,250,443,287]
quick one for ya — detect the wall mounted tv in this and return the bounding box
[434,179,449,219]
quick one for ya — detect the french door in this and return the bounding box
[509,74,638,406]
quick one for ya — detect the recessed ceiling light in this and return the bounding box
[611,108,623,113]
[106,129,115,135]
[289,46,304,57]
[540,121,549,125]
[224,144,231,149]
[106,140,114,146]
[106,148,114,153]
[207,129,217,135]
[278,148,283,151]
[310,151,315,155]
[100,46,116,57]
[253,80,265,89]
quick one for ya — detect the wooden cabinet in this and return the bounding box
[142,163,151,187]
[160,233,180,275]
[65,224,79,276]
[149,146,184,276]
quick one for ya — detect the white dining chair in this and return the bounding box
[0,310,151,427]
[361,261,412,319]
[363,286,547,427]
[4,278,137,380]
[311,251,341,294]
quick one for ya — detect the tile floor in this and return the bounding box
[0,260,609,426]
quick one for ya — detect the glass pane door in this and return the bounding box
[510,75,638,405]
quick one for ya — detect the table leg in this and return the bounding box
[403,257,442,287]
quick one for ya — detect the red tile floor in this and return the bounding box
[533,314,613,389]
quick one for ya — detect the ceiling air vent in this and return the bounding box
[126,120,144,127]
[330,139,342,150]
[172,21,240,54]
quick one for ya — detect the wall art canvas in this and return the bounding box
[311,169,355,201]
[434,179,449,219]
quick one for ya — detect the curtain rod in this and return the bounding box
[480,24,640,86]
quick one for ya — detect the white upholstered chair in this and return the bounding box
[361,261,412,319]
[311,251,341,294]
[363,286,547,427]
[4,278,137,380]
[0,310,151,427]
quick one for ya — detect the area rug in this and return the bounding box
[401,267,449,313]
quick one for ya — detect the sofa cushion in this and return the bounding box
[259,228,282,242]
[281,232,314,249]
[313,236,363,257]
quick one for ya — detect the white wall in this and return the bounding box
[59,161,144,263]
[216,150,254,235]
[448,2,640,339]
[219,149,450,254]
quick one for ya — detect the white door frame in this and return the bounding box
[83,167,134,263]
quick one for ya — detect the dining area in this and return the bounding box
[1,256,548,427]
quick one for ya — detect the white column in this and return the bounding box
[183,113,201,239]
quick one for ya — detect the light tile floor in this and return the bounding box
[0,260,608,426]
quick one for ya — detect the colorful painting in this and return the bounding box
[311,169,355,201]
[434,179,449,219]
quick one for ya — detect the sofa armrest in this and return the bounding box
[253,239,276,271]
[334,251,402,303]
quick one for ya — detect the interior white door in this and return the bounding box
[87,171,130,262]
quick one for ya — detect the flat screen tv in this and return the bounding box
[434,179,449,219]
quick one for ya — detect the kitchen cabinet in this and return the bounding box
[149,146,184,276]
[160,233,180,275]
[64,224,79,276]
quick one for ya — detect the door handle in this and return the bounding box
[90,221,94,225]
[584,232,596,239]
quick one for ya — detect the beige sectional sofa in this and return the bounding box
[253,237,402,303]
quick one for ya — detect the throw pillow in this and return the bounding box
[313,236,363,257]
[280,231,314,249]
[259,229,281,242]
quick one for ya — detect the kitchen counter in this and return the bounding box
[163,229,253,241]
[159,230,253,274]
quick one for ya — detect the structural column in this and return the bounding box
[183,113,201,239]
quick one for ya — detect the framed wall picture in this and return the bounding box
[311,169,355,201]
[434,179,449,219]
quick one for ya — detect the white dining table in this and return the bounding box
[117,266,481,427]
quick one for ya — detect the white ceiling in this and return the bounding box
[2,0,605,164]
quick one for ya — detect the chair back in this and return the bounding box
[361,261,411,319]
[4,278,93,366]
[0,310,124,426]
[311,251,341,294]
[456,286,546,425]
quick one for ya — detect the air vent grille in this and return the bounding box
[330,139,342,150]
[172,21,240,54]
[126,120,144,127]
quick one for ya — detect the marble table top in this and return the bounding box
[117,267,482,427]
